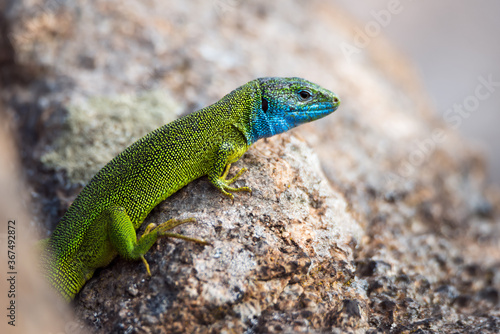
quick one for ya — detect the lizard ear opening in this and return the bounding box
[262,98,269,112]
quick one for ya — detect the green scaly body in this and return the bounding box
[41,77,340,300]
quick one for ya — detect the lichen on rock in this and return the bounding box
[41,90,181,184]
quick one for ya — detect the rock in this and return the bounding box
[2,0,499,333]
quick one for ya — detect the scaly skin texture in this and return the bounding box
[40,77,340,300]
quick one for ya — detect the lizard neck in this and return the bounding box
[217,79,269,146]
[233,79,275,144]
[248,105,275,143]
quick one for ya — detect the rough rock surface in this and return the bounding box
[1,0,499,333]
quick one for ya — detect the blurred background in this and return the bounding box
[336,0,500,185]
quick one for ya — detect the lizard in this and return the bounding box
[40,77,340,301]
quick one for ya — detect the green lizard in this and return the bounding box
[40,77,340,300]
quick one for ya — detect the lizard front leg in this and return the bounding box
[208,141,252,200]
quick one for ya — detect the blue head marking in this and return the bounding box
[248,77,340,143]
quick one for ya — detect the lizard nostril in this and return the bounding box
[333,97,339,103]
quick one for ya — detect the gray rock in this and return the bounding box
[2,0,499,333]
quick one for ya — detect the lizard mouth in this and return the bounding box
[292,101,340,115]
[286,100,340,123]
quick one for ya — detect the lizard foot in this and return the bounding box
[215,164,252,201]
[156,218,210,245]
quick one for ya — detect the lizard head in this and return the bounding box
[251,77,340,141]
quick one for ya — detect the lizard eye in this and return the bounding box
[298,90,312,101]
[262,98,269,112]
